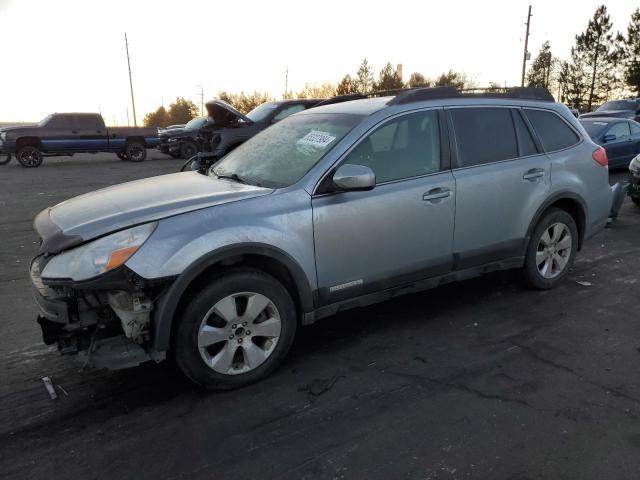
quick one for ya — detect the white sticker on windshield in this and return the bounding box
[297,130,336,149]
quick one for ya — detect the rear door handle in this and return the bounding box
[423,188,451,202]
[523,168,545,181]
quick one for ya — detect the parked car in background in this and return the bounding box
[157,117,208,159]
[579,117,640,168]
[30,86,619,390]
[0,113,159,167]
[580,99,640,122]
[628,153,640,208]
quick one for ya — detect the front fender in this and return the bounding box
[150,243,315,352]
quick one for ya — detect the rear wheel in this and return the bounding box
[175,269,297,390]
[522,208,578,289]
[0,154,11,165]
[632,196,640,208]
[180,141,198,159]
[125,141,147,162]
[16,146,43,168]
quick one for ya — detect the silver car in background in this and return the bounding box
[30,87,617,389]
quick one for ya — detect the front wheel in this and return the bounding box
[116,152,128,161]
[16,146,43,168]
[522,208,578,289]
[125,141,147,162]
[180,141,198,159]
[175,269,297,390]
[0,154,11,165]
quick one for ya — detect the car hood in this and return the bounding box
[580,110,634,119]
[159,127,195,139]
[35,172,273,253]
[206,100,253,127]
[0,124,37,134]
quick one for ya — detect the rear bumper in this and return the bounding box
[610,182,626,219]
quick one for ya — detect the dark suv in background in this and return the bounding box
[158,99,323,159]
[580,99,640,122]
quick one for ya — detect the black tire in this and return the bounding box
[16,146,43,168]
[0,154,11,165]
[116,152,128,161]
[125,141,147,162]
[631,196,640,208]
[522,208,578,290]
[174,268,297,390]
[180,141,198,159]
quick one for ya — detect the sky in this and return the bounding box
[0,0,637,124]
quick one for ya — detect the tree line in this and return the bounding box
[527,5,640,111]
[143,4,640,127]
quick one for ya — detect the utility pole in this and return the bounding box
[124,33,138,127]
[520,5,532,87]
[284,67,289,98]
[196,85,204,117]
[126,107,130,127]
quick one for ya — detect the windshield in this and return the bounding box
[597,100,637,111]
[246,102,278,122]
[185,117,207,130]
[212,113,363,188]
[38,114,54,126]
[580,120,609,138]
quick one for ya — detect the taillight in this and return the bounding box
[592,146,608,167]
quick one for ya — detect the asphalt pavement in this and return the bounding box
[1,153,639,480]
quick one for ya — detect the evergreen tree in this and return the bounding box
[336,74,360,95]
[526,41,554,89]
[167,97,199,124]
[622,8,640,96]
[356,59,375,94]
[375,62,404,91]
[574,5,620,110]
[142,106,170,127]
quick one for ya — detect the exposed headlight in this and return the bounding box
[41,223,156,281]
[630,154,640,175]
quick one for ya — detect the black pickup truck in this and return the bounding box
[0,113,159,167]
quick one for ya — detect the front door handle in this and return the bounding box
[423,188,451,202]
[71,130,78,134]
[523,168,545,181]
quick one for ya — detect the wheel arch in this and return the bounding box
[16,136,43,150]
[525,192,587,253]
[151,243,314,352]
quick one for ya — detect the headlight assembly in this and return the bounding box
[629,154,640,175]
[41,223,157,281]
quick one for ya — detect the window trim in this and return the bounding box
[447,105,524,170]
[522,107,583,155]
[312,107,449,196]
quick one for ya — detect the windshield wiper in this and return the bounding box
[215,171,263,187]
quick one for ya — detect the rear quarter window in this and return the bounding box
[524,109,580,152]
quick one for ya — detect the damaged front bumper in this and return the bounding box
[30,256,171,370]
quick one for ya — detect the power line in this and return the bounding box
[521,4,532,87]
[125,33,138,127]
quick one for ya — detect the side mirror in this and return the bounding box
[332,164,375,191]
[603,133,616,143]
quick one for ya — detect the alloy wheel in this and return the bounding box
[197,292,282,375]
[536,222,572,279]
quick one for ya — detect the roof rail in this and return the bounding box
[314,93,367,107]
[386,86,555,106]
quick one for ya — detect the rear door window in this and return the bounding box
[524,109,580,152]
[450,107,518,167]
[631,122,640,135]
[606,122,631,140]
